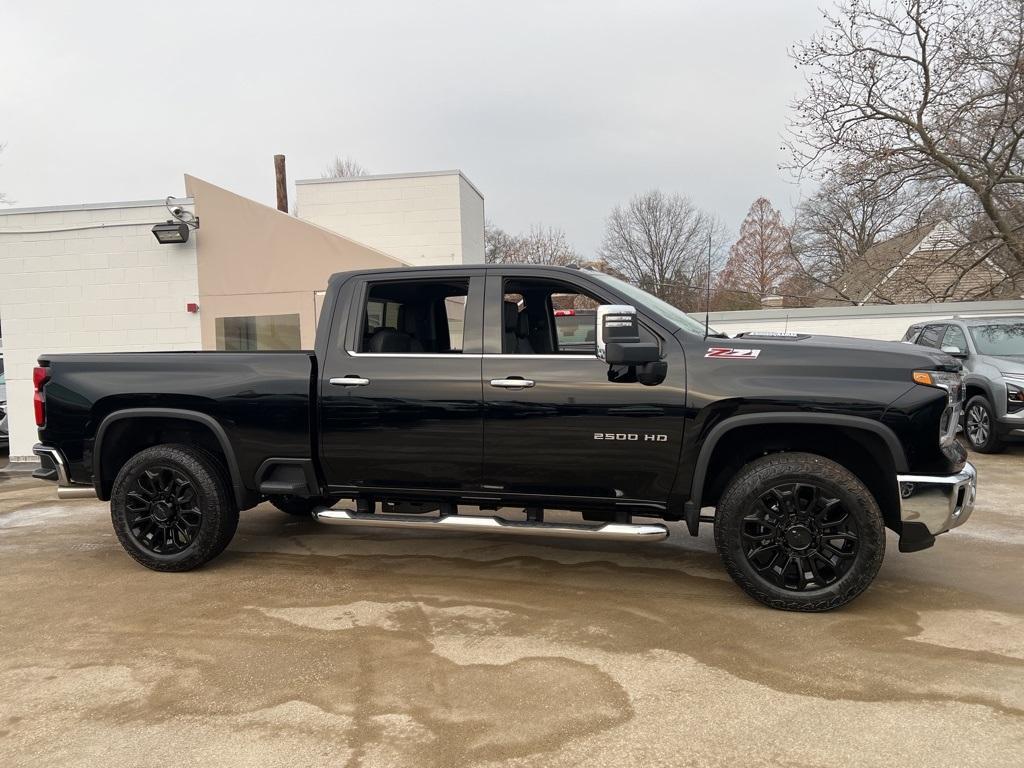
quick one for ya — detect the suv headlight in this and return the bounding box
[1006,380,1024,413]
[913,370,963,447]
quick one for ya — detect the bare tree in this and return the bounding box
[322,156,368,179]
[485,222,581,266]
[788,0,1024,268]
[791,165,924,289]
[717,198,794,307]
[598,190,725,309]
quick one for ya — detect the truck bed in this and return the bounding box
[38,351,316,493]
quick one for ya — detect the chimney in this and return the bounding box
[274,154,288,213]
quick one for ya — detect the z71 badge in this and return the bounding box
[705,347,761,359]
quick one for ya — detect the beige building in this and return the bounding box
[0,170,484,463]
[186,176,406,350]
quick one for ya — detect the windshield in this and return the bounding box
[586,272,719,336]
[969,323,1024,357]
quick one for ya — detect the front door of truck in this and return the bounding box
[319,272,484,494]
[481,270,687,505]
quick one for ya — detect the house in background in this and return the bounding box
[819,221,1015,306]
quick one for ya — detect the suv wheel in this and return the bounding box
[110,444,239,571]
[964,395,1005,453]
[714,452,885,612]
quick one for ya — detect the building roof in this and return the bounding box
[294,169,484,200]
[824,221,1009,305]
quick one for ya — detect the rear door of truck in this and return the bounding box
[318,270,485,494]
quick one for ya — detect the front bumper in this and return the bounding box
[897,462,976,552]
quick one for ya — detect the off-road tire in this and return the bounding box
[714,452,885,612]
[270,495,340,517]
[111,444,239,572]
[964,395,1005,454]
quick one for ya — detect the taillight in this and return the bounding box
[33,366,49,427]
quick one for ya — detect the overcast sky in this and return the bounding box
[2,0,822,255]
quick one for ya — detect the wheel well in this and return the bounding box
[965,384,988,403]
[95,417,230,502]
[701,424,902,532]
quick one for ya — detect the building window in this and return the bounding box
[216,314,301,351]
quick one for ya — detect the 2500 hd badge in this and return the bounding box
[594,432,669,441]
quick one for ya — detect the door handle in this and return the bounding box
[489,378,535,389]
[329,377,371,387]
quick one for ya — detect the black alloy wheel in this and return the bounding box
[714,452,885,611]
[740,483,859,591]
[124,466,202,555]
[110,444,239,571]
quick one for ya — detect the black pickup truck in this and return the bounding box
[32,265,977,611]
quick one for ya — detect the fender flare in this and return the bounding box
[963,375,997,405]
[93,407,250,507]
[688,412,909,508]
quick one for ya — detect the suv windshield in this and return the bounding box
[586,272,719,336]
[969,323,1024,356]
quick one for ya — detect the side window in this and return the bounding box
[901,326,921,342]
[216,314,301,350]
[917,325,946,348]
[501,278,655,355]
[502,280,600,355]
[943,325,968,353]
[357,279,469,354]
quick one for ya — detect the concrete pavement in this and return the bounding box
[1,451,1022,767]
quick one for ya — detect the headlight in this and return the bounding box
[913,370,963,447]
[1007,381,1024,413]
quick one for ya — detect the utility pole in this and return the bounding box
[274,154,288,213]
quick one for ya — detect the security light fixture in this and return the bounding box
[152,196,200,245]
[152,220,190,244]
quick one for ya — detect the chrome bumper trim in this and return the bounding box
[33,443,98,500]
[314,508,669,542]
[897,462,976,536]
[33,443,70,485]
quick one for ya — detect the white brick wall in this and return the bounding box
[295,171,485,266]
[0,201,201,461]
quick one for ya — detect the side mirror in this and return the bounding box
[596,304,661,365]
[941,345,968,358]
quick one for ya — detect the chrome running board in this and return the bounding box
[313,508,668,542]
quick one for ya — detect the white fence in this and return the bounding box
[695,299,1024,342]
